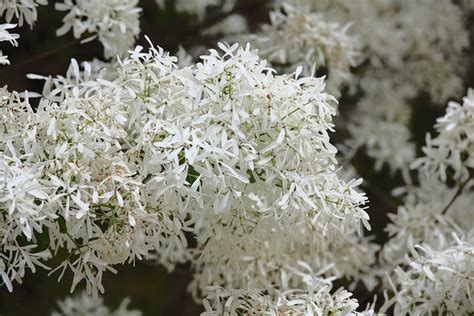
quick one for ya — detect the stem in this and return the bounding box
[441,177,471,215]
[6,39,81,71]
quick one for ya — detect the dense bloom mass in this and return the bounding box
[256,0,469,173]
[1,40,372,314]
[413,89,474,182]
[156,0,236,21]
[388,234,474,315]
[380,89,474,315]
[0,0,47,27]
[201,281,376,316]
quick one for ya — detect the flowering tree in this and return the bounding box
[1,0,473,315]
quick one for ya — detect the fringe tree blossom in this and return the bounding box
[3,1,474,314]
[341,0,468,172]
[278,0,468,103]
[267,0,469,172]
[192,227,380,305]
[241,3,359,95]
[1,52,189,294]
[0,40,372,313]
[52,291,141,316]
[382,90,474,267]
[0,0,47,27]
[0,23,19,65]
[201,280,377,315]
[381,89,474,314]
[202,14,247,37]
[346,79,415,173]
[180,43,371,309]
[0,87,52,292]
[413,89,474,183]
[384,234,474,315]
[55,0,142,58]
[156,0,236,21]
[383,178,473,269]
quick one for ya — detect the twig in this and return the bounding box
[6,39,81,71]
[358,281,384,309]
[362,180,398,214]
[441,177,471,215]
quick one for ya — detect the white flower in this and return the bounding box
[274,0,468,103]
[1,40,372,305]
[381,88,474,312]
[0,0,47,27]
[382,178,473,269]
[346,79,416,172]
[55,0,142,58]
[201,281,376,315]
[261,0,469,174]
[172,42,370,307]
[241,3,359,95]
[384,233,474,315]
[202,14,247,36]
[156,0,236,21]
[0,23,19,65]
[413,89,474,182]
[52,291,141,316]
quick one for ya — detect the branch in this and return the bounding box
[5,39,81,71]
[441,177,471,215]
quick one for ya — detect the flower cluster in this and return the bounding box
[2,0,474,314]
[0,0,46,66]
[347,0,468,172]
[1,40,373,315]
[382,89,474,275]
[1,52,189,294]
[278,0,469,103]
[0,23,18,65]
[202,281,376,316]
[0,0,47,27]
[55,0,142,58]
[52,291,141,316]
[155,0,236,21]
[382,179,473,269]
[413,89,474,182]
[263,0,469,172]
[387,234,474,315]
[380,89,474,314]
[240,3,358,95]
[181,43,370,311]
[346,79,415,172]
